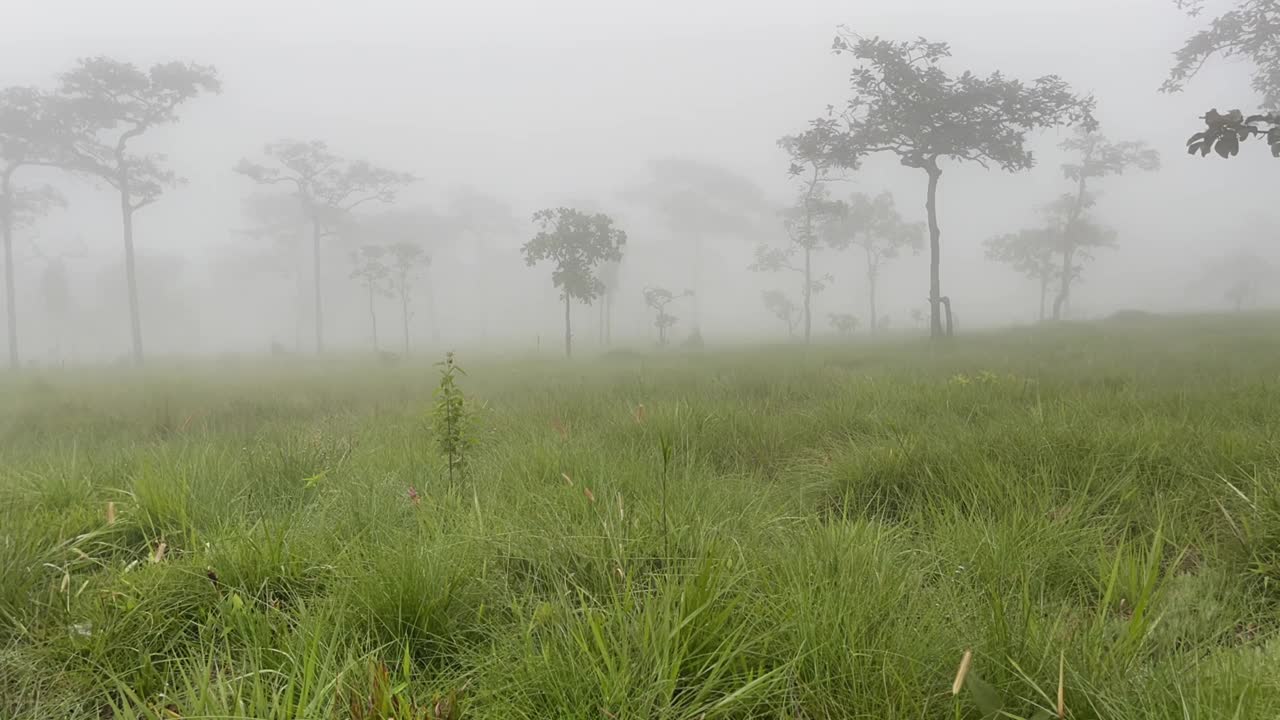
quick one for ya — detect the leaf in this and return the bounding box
[302,469,328,488]
[1186,131,1208,145]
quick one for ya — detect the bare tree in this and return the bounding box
[236,140,415,353]
[349,245,392,353]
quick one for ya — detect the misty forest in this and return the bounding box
[4,0,1280,717]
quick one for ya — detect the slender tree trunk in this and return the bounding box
[400,285,410,355]
[598,297,604,346]
[563,294,572,358]
[118,179,144,366]
[866,246,878,335]
[424,267,439,343]
[2,172,17,370]
[802,247,812,344]
[312,217,324,354]
[924,163,943,339]
[605,292,612,346]
[367,283,379,353]
[692,236,702,326]
[1038,271,1049,322]
[1053,246,1074,321]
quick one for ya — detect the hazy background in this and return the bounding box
[2,0,1274,361]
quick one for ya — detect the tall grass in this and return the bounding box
[3,314,1280,718]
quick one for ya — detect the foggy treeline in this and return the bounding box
[1,0,1277,366]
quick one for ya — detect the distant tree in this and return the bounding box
[521,208,626,358]
[1051,127,1158,319]
[1203,247,1275,310]
[800,31,1094,338]
[983,227,1060,321]
[236,140,415,354]
[643,286,692,345]
[620,157,770,322]
[356,208,443,348]
[26,234,84,361]
[909,307,925,329]
[1,86,70,369]
[55,57,220,366]
[825,191,924,333]
[596,259,621,347]
[773,129,848,344]
[828,312,860,337]
[386,242,430,353]
[762,289,801,339]
[1164,0,1280,157]
[348,245,392,353]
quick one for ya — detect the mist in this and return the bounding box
[2,0,1276,364]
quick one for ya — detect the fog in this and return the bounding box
[2,0,1276,363]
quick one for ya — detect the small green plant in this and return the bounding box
[432,352,474,485]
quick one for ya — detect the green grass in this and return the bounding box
[4,313,1280,719]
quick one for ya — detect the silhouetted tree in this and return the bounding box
[387,242,430,353]
[236,140,414,353]
[56,57,220,365]
[349,244,392,353]
[1,86,69,369]
[762,290,802,339]
[1164,0,1280,157]
[825,191,923,333]
[801,31,1093,338]
[1203,247,1275,310]
[596,259,621,347]
[643,286,692,345]
[1051,128,1158,319]
[621,158,770,323]
[828,312,860,337]
[984,227,1060,321]
[521,208,626,358]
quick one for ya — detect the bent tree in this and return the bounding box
[800,32,1093,338]
[58,57,220,365]
[236,140,415,353]
[642,286,692,345]
[521,208,626,358]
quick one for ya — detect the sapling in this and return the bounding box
[431,352,474,485]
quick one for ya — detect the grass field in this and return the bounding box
[4,314,1280,719]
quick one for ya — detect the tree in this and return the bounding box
[643,286,692,345]
[774,130,847,344]
[521,208,626,358]
[387,242,430,353]
[802,31,1094,338]
[620,157,770,322]
[828,312,860,337]
[236,140,415,354]
[1203,247,1275,310]
[984,227,1060,321]
[1,87,70,369]
[56,57,220,365]
[596,259,621,347]
[825,191,923,333]
[1164,0,1280,157]
[348,245,392,353]
[1050,128,1158,319]
[762,290,801,338]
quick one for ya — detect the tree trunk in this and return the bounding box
[367,283,379,353]
[424,268,439,343]
[563,294,572,358]
[866,247,878,335]
[1052,246,1074,321]
[598,297,605,346]
[312,217,324,354]
[400,285,410,355]
[2,172,17,370]
[924,163,943,339]
[119,181,144,366]
[802,246,812,344]
[1038,271,1049,323]
[605,292,612,346]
